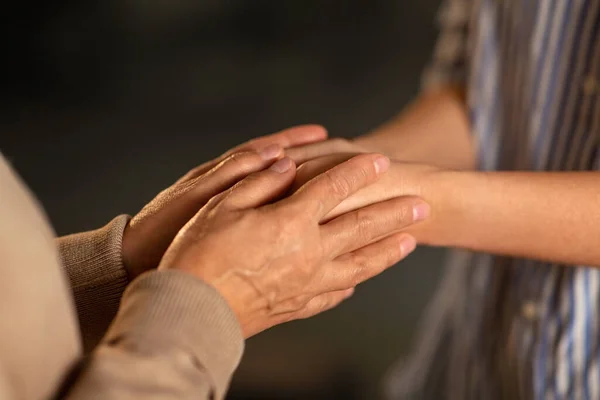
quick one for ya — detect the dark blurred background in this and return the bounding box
[1,1,444,398]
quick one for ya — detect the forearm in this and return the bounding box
[415,170,600,266]
[330,165,600,266]
[354,87,476,170]
[63,271,244,400]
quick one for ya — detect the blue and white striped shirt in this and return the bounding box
[386,0,600,399]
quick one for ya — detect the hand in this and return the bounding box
[293,153,436,221]
[158,154,429,337]
[122,125,328,279]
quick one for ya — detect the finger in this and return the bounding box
[290,153,358,193]
[176,158,220,184]
[293,288,355,320]
[283,153,390,220]
[287,138,360,164]
[181,148,283,199]
[320,196,429,258]
[221,157,297,209]
[177,144,284,183]
[177,125,326,183]
[320,233,416,291]
[237,125,328,153]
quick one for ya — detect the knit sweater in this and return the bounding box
[0,153,243,399]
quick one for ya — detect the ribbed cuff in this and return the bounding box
[104,270,244,399]
[58,215,131,352]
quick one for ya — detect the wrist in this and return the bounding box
[324,161,436,221]
[104,269,244,398]
[158,256,268,338]
[210,275,267,337]
[410,168,477,248]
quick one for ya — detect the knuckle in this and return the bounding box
[204,191,228,210]
[224,151,260,173]
[349,251,371,271]
[354,208,377,240]
[393,203,413,226]
[240,170,263,186]
[292,308,311,321]
[286,146,302,159]
[300,298,327,319]
[288,295,310,311]
[384,241,404,265]
[315,296,331,311]
[296,292,344,320]
[322,169,352,199]
[348,155,377,179]
[348,265,369,287]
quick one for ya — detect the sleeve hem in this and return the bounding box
[103,270,244,399]
[58,215,131,351]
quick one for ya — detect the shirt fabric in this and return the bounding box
[386,0,600,399]
[0,153,244,400]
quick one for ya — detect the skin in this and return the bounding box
[287,88,475,170]
[294,154,600,266]
[116,124,431,335]
[121,91,470,282]
[121,124,331,279]
[287,86,600,267]
[157,154,429,337]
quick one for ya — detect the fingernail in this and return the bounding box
[400,236,417,255]
[269,157,293,173]
[373,156,390,174]
[412,202,431,222]
[344,288,355,299]
[259,144,283,160]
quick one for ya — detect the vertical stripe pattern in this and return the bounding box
[385,0,600,399]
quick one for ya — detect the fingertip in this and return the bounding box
[308,125,328,139]
[399,235,417,257]
[269,157,295,173]
[373,155,390,175]
[259,144,283,160]
[412,201,431,222]
[344,287,355,299]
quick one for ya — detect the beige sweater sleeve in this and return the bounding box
[64,270,245,400]
[57,216,132,352]
[1,153,244,400]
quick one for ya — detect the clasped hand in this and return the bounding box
[122,125,430,337]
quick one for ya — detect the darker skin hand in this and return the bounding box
[158,154,429,337]
[121,125,328,279]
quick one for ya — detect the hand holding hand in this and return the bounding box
[122,125,328,278]
[158,154,429,337]
[293,153,436,221]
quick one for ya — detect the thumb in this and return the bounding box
[221,157,297,209]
